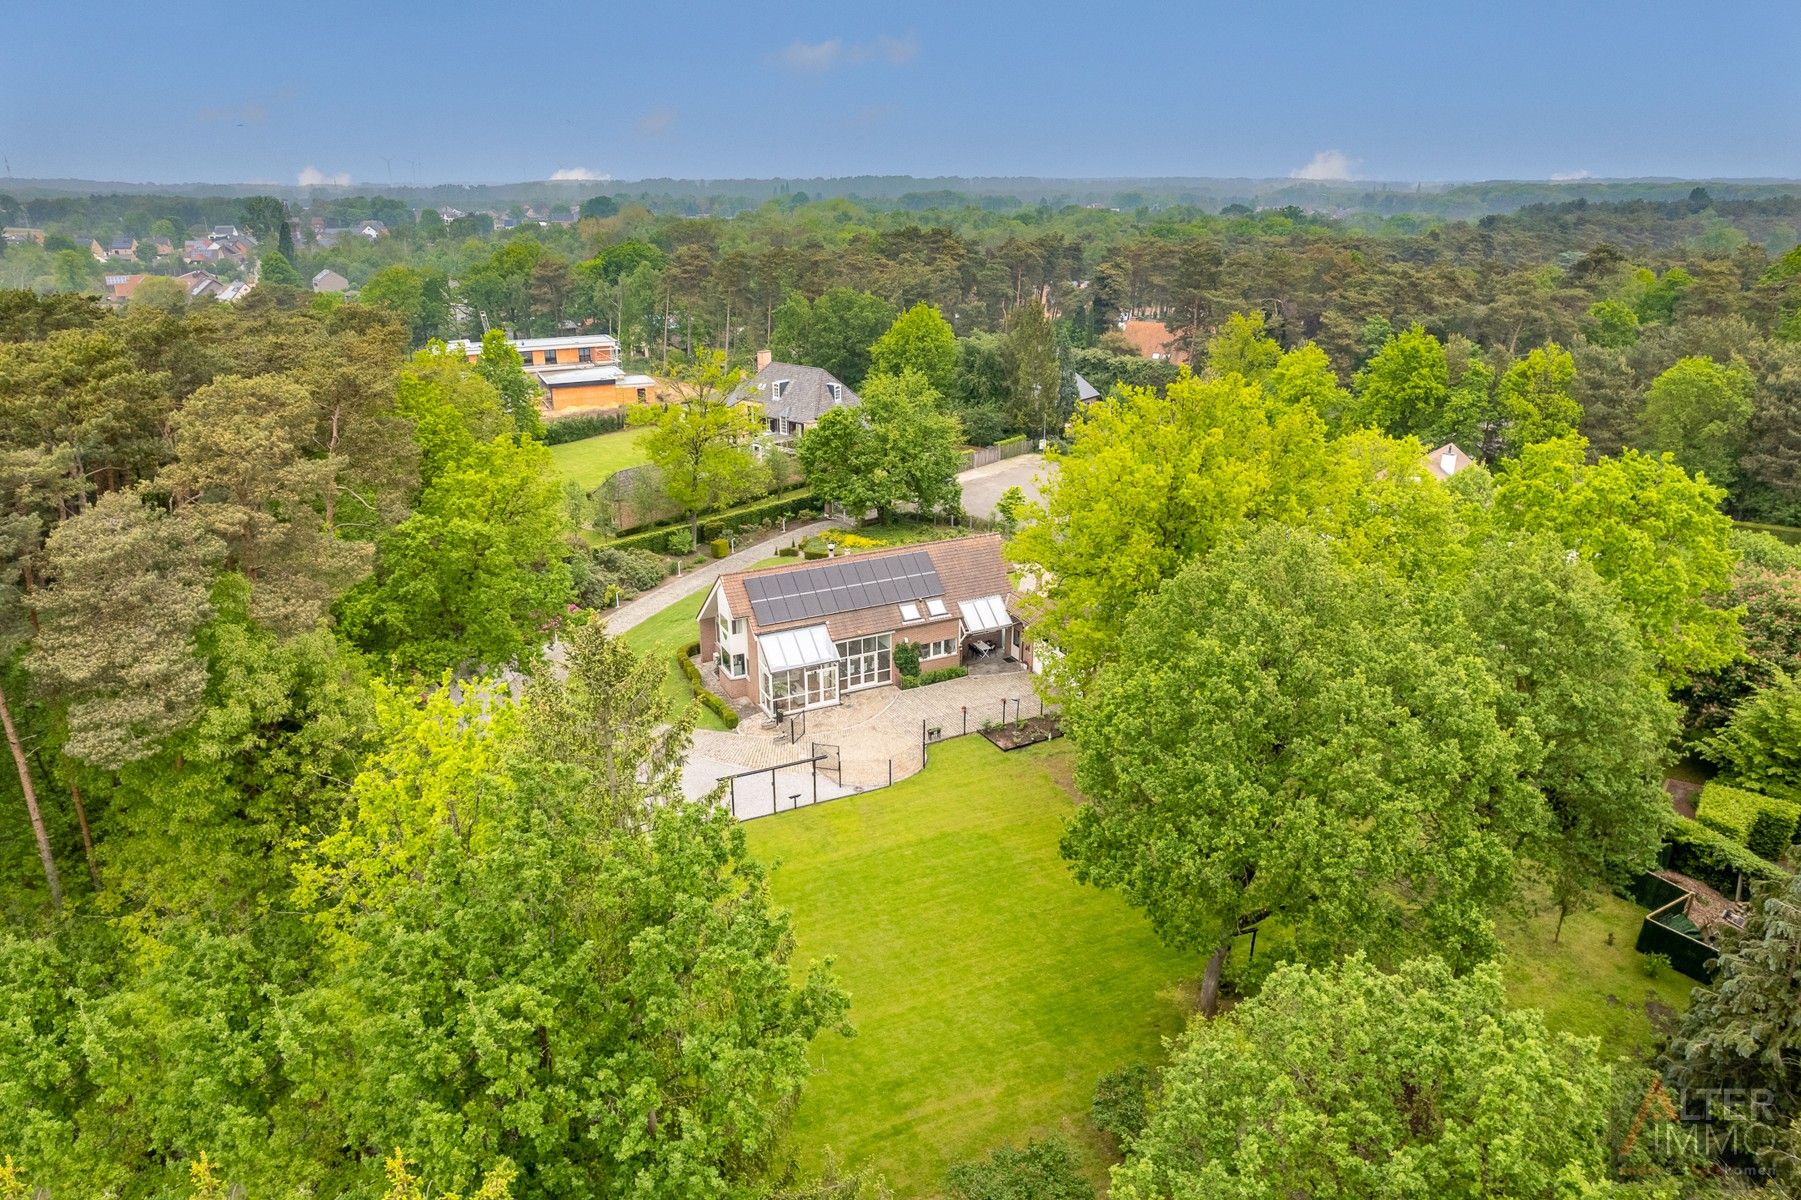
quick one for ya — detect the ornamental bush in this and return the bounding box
[893,641,922,678]
[945,1137,1092,1200]
[899,666,967,690]
[675,649,740,729]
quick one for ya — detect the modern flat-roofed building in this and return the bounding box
[443,333,657,412]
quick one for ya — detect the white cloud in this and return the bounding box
[781,38,841,69]
[550,167,608,181]
[636,109,677,137]
[1291,150,1354,181]
[297,165,351,187]
[776,33,917,71]
[1550,169,1593,181]
[871,34,918,64]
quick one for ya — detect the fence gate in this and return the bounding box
[811,741,841,785]
[784,709,807,744]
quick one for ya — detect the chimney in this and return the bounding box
[755,348,772,371]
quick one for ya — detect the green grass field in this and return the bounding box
[1498,892,1697,1059]
[615,556,786,729]
[617,583,729,731]
[744,738,1198,1194]
[548,427,652,489]
[742,737,1696,1194]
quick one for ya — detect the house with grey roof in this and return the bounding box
[311,268,350,294]
[728,353,859,442]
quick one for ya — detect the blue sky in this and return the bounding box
[4,0,1798,185]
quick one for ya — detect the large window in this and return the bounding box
[760,662,837,714]
[836,633,891,691]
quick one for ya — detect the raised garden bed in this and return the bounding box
[981,714,1061,751]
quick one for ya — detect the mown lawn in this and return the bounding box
[743,738,1199,1195]
[743,736,1699,1194]
[617,585,728,731]
[547,427,652,489]
[614,556,787,729]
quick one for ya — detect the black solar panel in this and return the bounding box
[744,550,943,625]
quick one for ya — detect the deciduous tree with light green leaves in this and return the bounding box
[1062,529,1531,1015]
[1349,323,1449,437]
[1459,534,1678,938]
[1494,341,1581,455]
[473,326,543,437]
[630,350,768,543]
[797,368,962,521]
[286,623,849,1197]
[1203,311,1283,384]
[1111,956,1620,1200]
[1489,435,1742,683]
[869,301,958,395]
[1641,354,1755,489]
[1010,370,1334,688]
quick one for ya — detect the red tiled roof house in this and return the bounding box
[697,535,1028,718]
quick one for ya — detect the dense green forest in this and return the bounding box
[3,182,1801,1196]
[10,184,1801,522]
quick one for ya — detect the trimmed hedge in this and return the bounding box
[1695,782,1800,861]
[1663,811,1788,895]
[675,647,739,729]
[899,665,968,690]
[993,433,1028,448]
[543,411,629,444]
[708,537,730,559]
[604,490,816,549]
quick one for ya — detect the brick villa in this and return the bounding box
[698,535,1029,719]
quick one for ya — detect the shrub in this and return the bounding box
[944,1138,1092,1200]
[675,649,739,729]
[777,545,800,557]
[1695,782,1800,860]
[1090,1063,1154,1145]
[899,665,967,690]
[709,537,730,559]
[590,546,667,593]
[664,529,693,555]
[993,434,1028,448]
[893,641,922,678]
[1641,951,1672,979]
[835,532,882,549]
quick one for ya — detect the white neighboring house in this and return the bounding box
[311,268,351,294]
[1426,442,1475,481]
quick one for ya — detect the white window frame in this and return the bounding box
[835,632,892,691]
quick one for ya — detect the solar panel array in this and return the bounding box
[744,550,944,625]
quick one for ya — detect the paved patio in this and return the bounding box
[681,666,1050,803]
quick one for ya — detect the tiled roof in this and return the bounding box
[727,362,859,426]
[719,535,1011,642]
